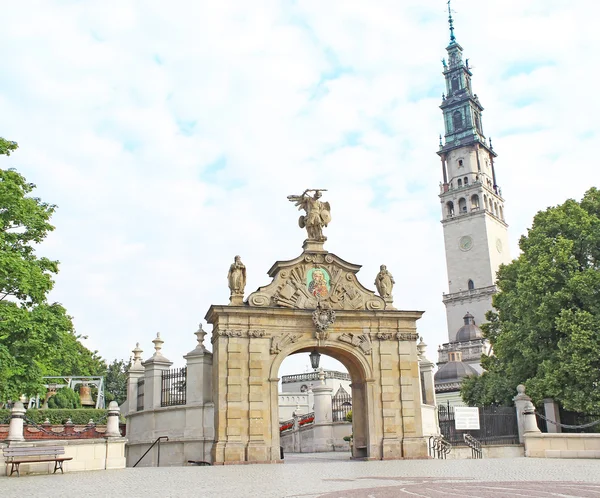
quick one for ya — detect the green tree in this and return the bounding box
[104,359,130,406]
[47,387,81,409]
[0,138,105,401]
[461,188,600,413]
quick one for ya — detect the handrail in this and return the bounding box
[463,433,482,459]
[133,436,169,468]
[428,435,452,459]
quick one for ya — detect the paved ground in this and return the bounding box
[3,454,600,497]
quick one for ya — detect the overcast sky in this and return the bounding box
[1,0,598,379]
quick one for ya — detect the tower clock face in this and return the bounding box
[496,238,503,253]
[459,236,473,252]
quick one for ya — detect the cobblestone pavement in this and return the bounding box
[2,454,600,498]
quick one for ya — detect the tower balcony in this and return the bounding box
[442,285,496,305]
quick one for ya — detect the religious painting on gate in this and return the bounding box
[306,268,330,298]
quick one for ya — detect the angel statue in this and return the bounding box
[227,255,246,303]
[287,189,331,241]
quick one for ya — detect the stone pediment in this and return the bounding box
[246,251,386,311]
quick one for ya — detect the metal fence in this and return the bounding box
[161,367,187,407]
[438,404,519,446]
[137,378,145,411]
[332,386,352,422]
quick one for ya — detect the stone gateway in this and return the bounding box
[206,191,430,464]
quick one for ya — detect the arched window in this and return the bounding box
[457,179,462,187]
[458,159,464,167]
[500,206,504,220]
[453,111,463,130]
[446,201,454,217]
[458,197,467,213]
[468,279,475,290]
[474,113,481,131]
[494,202,499,216]
[464,176,469,185]
[451,77,460,93]
[471,194,480,209]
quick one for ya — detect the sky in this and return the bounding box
[1,0,598,379]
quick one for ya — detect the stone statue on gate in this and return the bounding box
[287,189,331,241]
[374,264,394,298]
[227,255,246,305]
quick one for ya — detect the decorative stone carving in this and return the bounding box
[228,255,246,305]
[374,265,395,298]
[247,251,386,311]
[397,332,419,341]
[376,332,394,341]
[218,329,243,338]
[270,332,300,355]
[339,332,372,355]
[312,302,336,341]
[287,189,331,242]
[249,329,266,338]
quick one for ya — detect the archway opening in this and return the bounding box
[274,344,370,461]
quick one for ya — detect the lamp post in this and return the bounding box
[309,350,321,371]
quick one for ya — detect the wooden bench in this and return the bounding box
[3,446,73,477]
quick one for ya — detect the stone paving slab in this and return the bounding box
[2,455,600,497]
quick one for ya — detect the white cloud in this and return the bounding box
[1,0,598,379]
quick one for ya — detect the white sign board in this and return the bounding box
[454,407,480,430]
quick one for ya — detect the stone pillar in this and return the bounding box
[127,343,145,414]
[105,401,122,437]
[543,398,562,433]
[312,369,333,452]
[142,333,173,409]
[417,338,436,406]
[6,401,26,442]
[183,324,213,405]
[513,384,540,443]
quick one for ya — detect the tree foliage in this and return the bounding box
[47,387,81,409]
[0,138,105,401]
[104,359,130,406]
[461,188,600,413]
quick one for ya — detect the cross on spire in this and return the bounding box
[447,0,456,44]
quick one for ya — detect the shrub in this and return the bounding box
[47,387,81,409]
[26,409,107,425]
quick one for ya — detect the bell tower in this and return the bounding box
[437,3,511,344]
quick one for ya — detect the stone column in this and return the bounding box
[312,369,333,452]
[543,398,562,433]
[127,343,145,414]
[183,324,213,405]
[417,338,436,406]
[6,401,26,442]
[513,384,541,443]
[142,333,173,410]
[105,401,122,437]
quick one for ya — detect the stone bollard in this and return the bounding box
[6,401,26,442]
[522,402,541,434]
[105,401,122,437]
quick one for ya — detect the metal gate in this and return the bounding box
[438,404,519,446]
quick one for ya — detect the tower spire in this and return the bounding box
[447,0,456,44]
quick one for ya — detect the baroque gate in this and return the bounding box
[206,190,429,464]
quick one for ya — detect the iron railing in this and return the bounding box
[137,378,145,411]
[438,404,519,446]
[428,435,452,459]
[463,433,482,458]
[332,386,352,422]
[161,367,187,407]
[133,436,169,467]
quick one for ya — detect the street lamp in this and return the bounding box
[309,350,321,371]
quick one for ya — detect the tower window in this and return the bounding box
[468,279,475,290]
[446,201,454,217]
[464,177,469,185]
[471,194,480,209]
[500,206,504,220]
[458,197,467,213]
[453,111,463,130]
[451,77,460,93]
[457,179,462,187]
[458,159,463,167]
